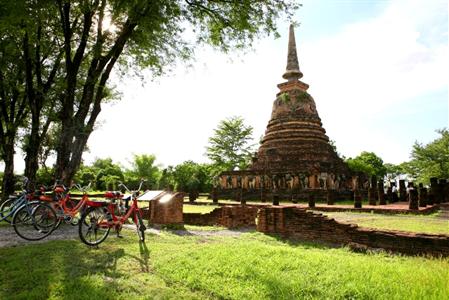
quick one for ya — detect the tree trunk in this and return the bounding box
[1,142,16,202]
[24,114,41,187]
[64,130,92,186]
[54,115,74,183]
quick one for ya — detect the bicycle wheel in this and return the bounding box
[0,197,16,223]
[78,207,111,246]
[12,202,58,241]
[135,211,146,242]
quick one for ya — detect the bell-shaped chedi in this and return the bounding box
[251,24,349,176]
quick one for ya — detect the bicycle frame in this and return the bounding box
[108,197,142,226]
[39,184,91,222]
[55,193,90,218]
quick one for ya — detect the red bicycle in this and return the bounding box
[38,182,92,227]
[78,180,146,246]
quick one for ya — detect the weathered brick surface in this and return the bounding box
[183,209,223,226]
[183,205,259,228]
[257,206,449,257]
[145,192,184,224]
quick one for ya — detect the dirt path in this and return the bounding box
[0,224,79,248]
[0,224,252,249]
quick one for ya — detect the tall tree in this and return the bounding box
[0,31,28,199]
[0,1,63,188]
[126,154,161,190]
[158,166,175,191]
[2,0,298,185]
[402,129,449,183]
[206,116,255,171]
[91,157,124,190]
[346,151,387,178]
[172,161,210,196]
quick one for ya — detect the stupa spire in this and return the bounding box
[282,24,303,81]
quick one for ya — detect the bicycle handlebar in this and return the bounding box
[118,179,146,195]
[71,182,92,193]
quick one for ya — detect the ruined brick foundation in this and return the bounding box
[257,206,449,257]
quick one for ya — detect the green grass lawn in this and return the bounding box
[183,204,219,214]
[0,228,448,299]
[322,211,449,235]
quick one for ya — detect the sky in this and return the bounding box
[10,0,449,172]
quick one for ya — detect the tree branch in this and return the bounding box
[58,0,73,68]
[43,51,63,94]
[35,23,43,89]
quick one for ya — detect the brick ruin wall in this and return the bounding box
[183,205,259,228]
[185,205,449,256]
[257,206,449,257]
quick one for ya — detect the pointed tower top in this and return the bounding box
[282,24,303,81]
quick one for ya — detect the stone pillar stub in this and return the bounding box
[378,181,386,205]
[418,184,427,207]
[326,189,334,205]
[354,190,362,208]
[408,189,419,210]
[308,193,315,208]
[399,180,407,202]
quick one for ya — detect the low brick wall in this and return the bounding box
[183,205,258,228]
[309,204,441,215]
[183,209,223,226]
[257,206,449,257]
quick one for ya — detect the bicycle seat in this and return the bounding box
[104,191,122,199]
[39,195,53,202]
[54,186,66,193]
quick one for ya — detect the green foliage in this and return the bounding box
[95,159,124,191]
[73,158,124,191]
[125,154,161,190]
[206,116,255,171]
[402,128,449,184]
[172,161,211,193]
[295,91,309,103]
[158,166,175,190]
[35,168,55,187]
[346,151,387,177]
[74,166,97,187]
[384,163,402,177]
[279,92,290,104]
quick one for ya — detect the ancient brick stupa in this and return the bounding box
[251,24,349,176]
[216,25,351,200]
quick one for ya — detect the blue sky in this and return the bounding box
[8,0,449,172]
[297,0,389,41]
